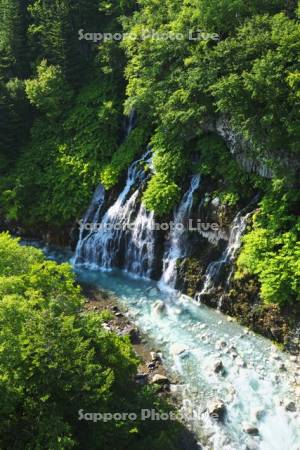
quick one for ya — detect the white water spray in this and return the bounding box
[159,175,201,290]
[196,209,252,302]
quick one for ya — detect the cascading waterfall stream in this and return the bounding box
[124,202,155,278]
[74,184,105,264]
[159,175,201,290]
[74,150,155,278]
[126,108,136,136]
[196,209,253,303]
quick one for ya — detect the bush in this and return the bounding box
[237,180,300,306]
[143,175,181,216]
[101,125,149,189]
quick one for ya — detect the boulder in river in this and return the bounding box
[147,362,156,370]
[285,401,297,412]
[215,340,227,351]
[122,326,141,344]
[150,351,159,361]
[278,363,287,371]
[251,408,265,421]
[135,373,148,385]
[271,352,281,361]
[290,355,298,363]
[243,424,259,436]
[152,300,166,315]
[207,399,226,421]
[212,359,224,374]
[151,374,170,385]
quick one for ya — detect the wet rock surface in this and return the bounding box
[81,284,177,388]
[207,399,226,421]
[180,272,300,354]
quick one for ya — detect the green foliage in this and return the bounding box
[141,130,189,215]
[143,175,181,216]
[0,0,32,169]
[209,13,300,157]
[196,0,285,34]
[1,78,122,226]
[0,232,43,275]
[0,0,299,316]
[28,0,101,86]
[237,180,300,306]
[0,0,128,225]
[0,0,30,79]
[25,60,73,118]
[101,124,149,189]
[0,78,31,171]
[218,191,240,206]
[123,1,299,177]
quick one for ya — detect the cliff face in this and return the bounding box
[203,115,300,180]
[215,116,274,178]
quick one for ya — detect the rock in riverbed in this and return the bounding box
[122,326,141,344]
[212,359,225,374]
[215,340,227,351]
[243,424,260,436]
[236,356,247,368]
[207,399,226,421]
[152,300,166,315]
[135,373,148,385]
[285,401,297,412]
[151,374,170,385]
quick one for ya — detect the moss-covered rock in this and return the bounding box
[221,274,300,352]
[176,257,204,297]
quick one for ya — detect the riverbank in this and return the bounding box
[80,282,202,448]
[81,282,174,386]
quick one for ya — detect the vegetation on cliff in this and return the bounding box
[0,1,299,305]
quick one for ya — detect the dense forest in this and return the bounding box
[0,0,299,448]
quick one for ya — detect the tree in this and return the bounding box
[25,60,73,118]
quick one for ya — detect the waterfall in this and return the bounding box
[74,184,105,264]
[159,175,201,290]
[126,109,136,136]
[195,209,252,302]
[124,203,155,278]
[74,150,156,278]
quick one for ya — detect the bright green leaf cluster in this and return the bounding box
[237,180,300,305]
